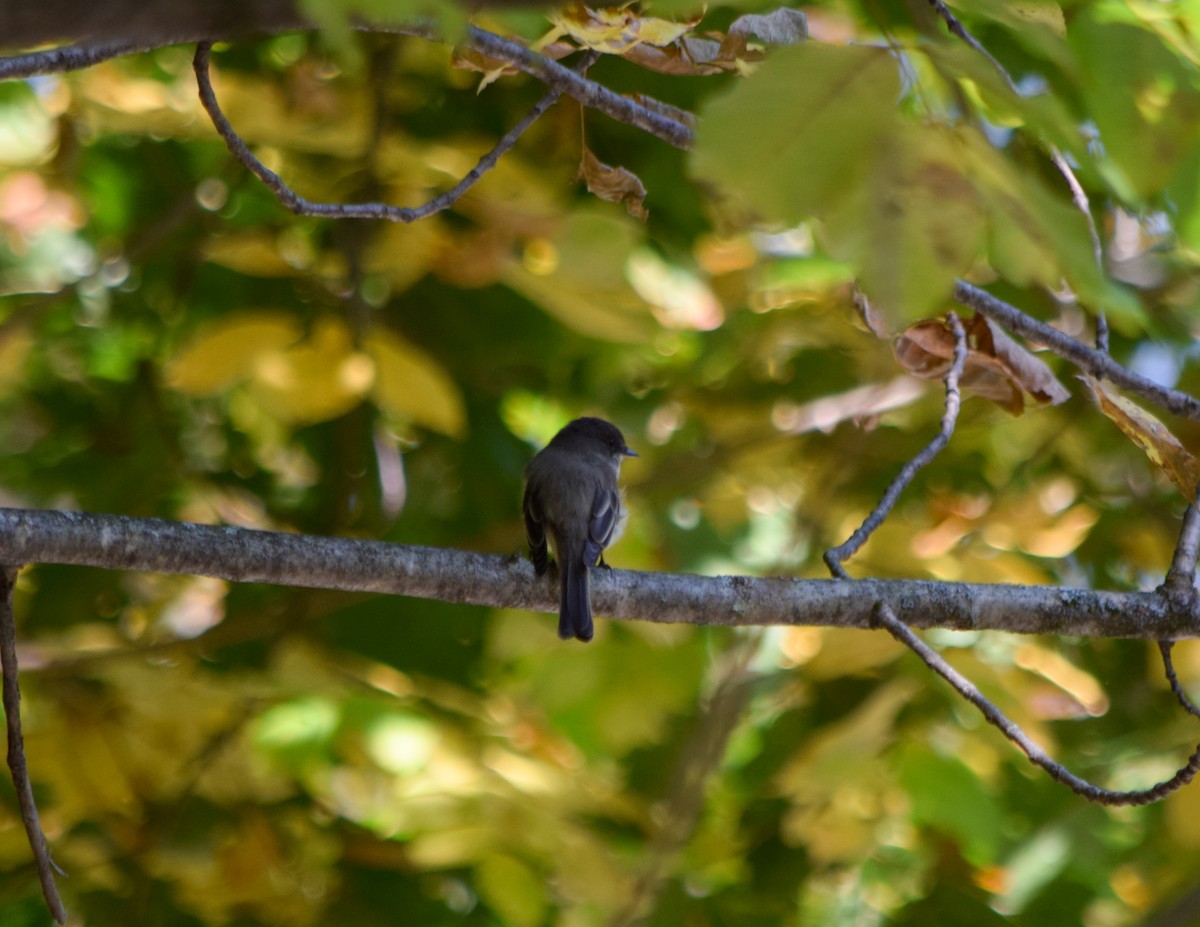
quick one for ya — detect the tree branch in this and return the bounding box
[874,602,1200,805]
[953,281,1200,423]
[1,20,694,150]
[459,26,693,149]
[0,508,1197,638]
[820,311,1200,804]
[826,311,966,576]
[193,42,602,222]
[0,567,67,924]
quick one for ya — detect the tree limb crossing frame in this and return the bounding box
[0,508,1197,639]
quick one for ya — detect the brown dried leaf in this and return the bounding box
[893,319,959,378]
[1081,375,1200,502]
[893,313,1070,415]
[578,147,648,220]
[966,315,1070,406]
[621,37,729,76]
[852,288,890,339]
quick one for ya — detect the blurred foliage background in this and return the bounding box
[4,1,1200,924]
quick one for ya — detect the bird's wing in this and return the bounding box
[523,485,549,574]
[584,484,620,566]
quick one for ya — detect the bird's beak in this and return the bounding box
[624,448,638,457]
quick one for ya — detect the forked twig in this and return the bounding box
[1158,500,1200,717]
[1159,641,1200,720]
[953,281,1200,423]
[875,602,1200,804]
[825,310,967,577]
[0,567,67,924]
[825,307,1200,804]
[193,42,600,222]
[1165,500,1200,594]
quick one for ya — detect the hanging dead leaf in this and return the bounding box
[578,147,648,220]
[967,314,1070,406]
[621,37,729,76]
[1081,375,1200,502]
[893,313,1069,415]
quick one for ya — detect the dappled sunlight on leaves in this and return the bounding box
[4,2,1200,924]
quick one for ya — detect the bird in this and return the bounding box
[522,417,637,642]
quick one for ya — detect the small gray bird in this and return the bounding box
[523,417,637,642]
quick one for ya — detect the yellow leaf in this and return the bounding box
[166,313,303,396]
[203,227,347,279]
[549,4,696,55]
[1082,375,1200,501]
[475,854,548,927]
[360,218,446,294]
[0,323,33,398]
[365,329,467,437]
[249,316,375,424]
[502,209,655,342]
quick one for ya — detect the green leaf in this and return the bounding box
[476,854,548,927]
[692,44,901,223]
[897,743,1003,867]
[945,0,1072,71]
[956,128,1119,315]
[1070,8,1200,200]
[921,44,1083,159]
[821,124,985,320]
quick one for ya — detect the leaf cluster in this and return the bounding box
[1,1,1200,925]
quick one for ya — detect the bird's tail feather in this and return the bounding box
[559,562,593,642]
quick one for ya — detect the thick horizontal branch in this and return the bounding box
[1,508,1197,639]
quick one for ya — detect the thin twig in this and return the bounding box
[924,0,1016,92]
[874,602,1200,805]
[825,311,967,577]
[0,36,147,79]
[461,26,693,149]
[953,281,1200,423]
[821,306,1200,804]
[1159,641,1200,720]
[0,567,67,924]
[1158,502,1200,717]
[193,43,601,222]
[1166,501,1200,594]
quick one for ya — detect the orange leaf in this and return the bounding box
[578,147,648,220]
[893,314,1069,414]
[1081,375,1200,502]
